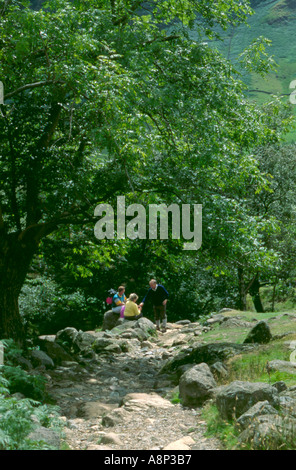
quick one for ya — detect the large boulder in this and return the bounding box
[238,414,296,450]
[29,349,54,369]
[102,310,121,331]
[109,317,156,341]
[134,317,156,335]
[179,363,217,407]
[55,327,98,357]
[161,342,255,374]
[55,327,79,351]
[243,320,272,344]
[215,381,279,420]
[74,331,97,353]
[236,400,278,430]
[38,338,74,365]
[266,360,296,376]
[92,337,118,353]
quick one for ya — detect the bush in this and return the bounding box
[0,394,62,450]
[0,340,63,450]
[0,339,48,401]
[19,277,100,334]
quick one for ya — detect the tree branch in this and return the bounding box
[113,0,143,25]
[143,34,180,45]
[4,80,62,100]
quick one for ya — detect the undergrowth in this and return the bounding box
[0,339,63,450]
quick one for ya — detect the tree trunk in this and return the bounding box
[0,288,25,346]
[238,267,247,311]
[0,231,38,346]
[249,276,265,313]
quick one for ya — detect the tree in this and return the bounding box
[0,0,287,343]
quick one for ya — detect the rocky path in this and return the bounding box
[45,326,222,451]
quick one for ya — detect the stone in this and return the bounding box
[102,408,130,427]
[216,381,279,420]
[161,342,255,373]
[102,310,121,331]
[243,320,272,344]
[163,436,195,450]
[100,432,123,445]
[92,337,116,353]
[272,381,288,393]
[238,414,296,450]
[179,363,217,407]
[74,331,97,352]
[134,317,156,335]
[55,327,79,351]
[121,393,174,411]
[236,400,278,430]
[210,362,229,380]
[278,395,296,418]
[29,349,54,369]
[267,360,296,376]
[76,401,117,420]
[38,338,74,365]
[27,426,60,449]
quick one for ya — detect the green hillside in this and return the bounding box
[208,0,296,141]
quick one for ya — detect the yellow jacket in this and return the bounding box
[124,300,141,317]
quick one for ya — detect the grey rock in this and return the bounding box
[267,360,296,376]
[179,363,217,407]
[272,381,288,393]
[92,337,116,353]
[236,400,278,430]
[102,310,121,331]
[55,327,79,350]
[210,361,229,380]
[38,338,74,365]
[279,395,296,418]
[243,320,272,344]
[27,426,60,449]
[29,349,54,369]
[238,414,296,450]
[216,380,279,420]
[161,342,255,373]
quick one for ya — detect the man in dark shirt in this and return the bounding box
[139,279,169,332]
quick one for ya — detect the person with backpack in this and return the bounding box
[139,279,169,332]
[111,286,127,314]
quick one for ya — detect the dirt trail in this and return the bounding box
[46,327,222,451]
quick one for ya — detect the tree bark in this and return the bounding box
[0,231,38,346]
[238,267,247,311]
[249,275,265,313]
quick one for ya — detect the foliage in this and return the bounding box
[19,276,100,333]
[1,339,48,400]
[0,393,62,449]
[0,0,294,342]
[0,340,63,450]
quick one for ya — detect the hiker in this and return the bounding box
[124,293,143,321]
[112,286,127,314]
[139,279,169,332]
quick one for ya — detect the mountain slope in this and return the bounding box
[207,0,296,141]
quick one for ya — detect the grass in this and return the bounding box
[225,341,296,387]
[197,303,296,449]
[201,402,240,449]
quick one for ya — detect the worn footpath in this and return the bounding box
[45,323,222,451]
